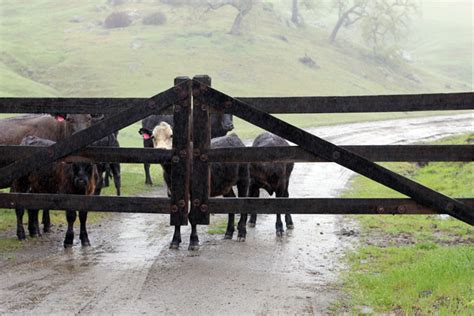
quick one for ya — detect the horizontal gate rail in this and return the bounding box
[209,198,474,214]
[0,193,170,213]
[207,145,474,163]
[0,80,190,188]
[201,85,474,225]
[0,147,173,165]
[0,145,471,166]
[0,98,143,114]
[1,193,472,215]
[1,93,471,115]
[236,92,473,113]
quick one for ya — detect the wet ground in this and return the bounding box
[0,113,472,315]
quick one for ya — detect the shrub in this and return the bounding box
[142,12,167,26]
[104,11,131,29]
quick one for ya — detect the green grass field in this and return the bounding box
[336,133,474,315]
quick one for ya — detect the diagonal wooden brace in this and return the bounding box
[0,80,191,188]
[202,84,474,226]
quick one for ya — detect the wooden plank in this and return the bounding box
[2,93,470,115]
[0,97,174,115]
[203,85,474,225]
[0,147,173,165]
[170,77,192,226]
[208,198,474,214]
[2,193,471,215]
[235,92,474,113]
[190,76,211,225]
[0,193,170,213]
[0,145,471,166]
[207,145,474,163]
[0,81,189,188]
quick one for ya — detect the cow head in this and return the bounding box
[220,113,234,132]
[72,162,96,194]
[210,113,234,138]
[138,128,154,140]
[152,122,173,150]
[52,114,93,134]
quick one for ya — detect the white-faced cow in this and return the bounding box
[145,122,249,250]
[139,113,234,186]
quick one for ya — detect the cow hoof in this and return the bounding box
[17,230,26,241]
[276,231,283,238]
[145,181,153,186]
[188,243,200,251]
[287,224,294,230]
[237,237,246,242]
[81,240,91,247]
[169,242,180,250]
[64,242,73,248]
[224,234,233,240]
[43,227,51,234]
[248,222,255,228]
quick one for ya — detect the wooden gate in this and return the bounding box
[0,75,473,226]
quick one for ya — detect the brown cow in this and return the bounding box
[0,114,93,145]
[0,113,94,234]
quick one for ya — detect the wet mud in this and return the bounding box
[0,113,472,315]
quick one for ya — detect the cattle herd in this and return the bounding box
[0,112,293,250]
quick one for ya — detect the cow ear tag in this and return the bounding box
[55,115,65,122]
[143,133,151,140]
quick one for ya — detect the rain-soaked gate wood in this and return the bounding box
[0,76,473,226]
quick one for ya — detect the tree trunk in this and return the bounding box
[329,13,347,43]
[229,1,252,35]
[291,0,301,26]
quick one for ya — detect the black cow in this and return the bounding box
[12,136,98,247]
[148,122,249,250]
[139,113,234,185]
[248,132,294,236]
[92,133,121,196]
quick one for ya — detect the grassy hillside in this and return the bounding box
[1,0,470,99]
[337,133,474,315]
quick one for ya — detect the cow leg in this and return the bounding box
[16,209,26,240]
[42,210,51,233]
[236,172,249,241]
[170,225,181,249]
[144,163,153,186]
[104,164,111,187]
[275,186,288,237]
[224,190,236,239]
[64,210,76,248]
[248,183,260,227]
[111,163,121,196]
[27,209,41,238]
[282,184,293,229]
[79,211,90,247]
[285,214,294,229]
[189,224,199,251]
[275,213,284,237]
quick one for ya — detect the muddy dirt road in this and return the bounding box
[0,113,472,315]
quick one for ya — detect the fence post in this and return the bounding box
[190,75,211,225]
[170,77,192,226]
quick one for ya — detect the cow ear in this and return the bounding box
[53,114,66,122]
[92,114,104,121]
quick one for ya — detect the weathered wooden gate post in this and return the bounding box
[170,77,192,226]
[190,75,211,225]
